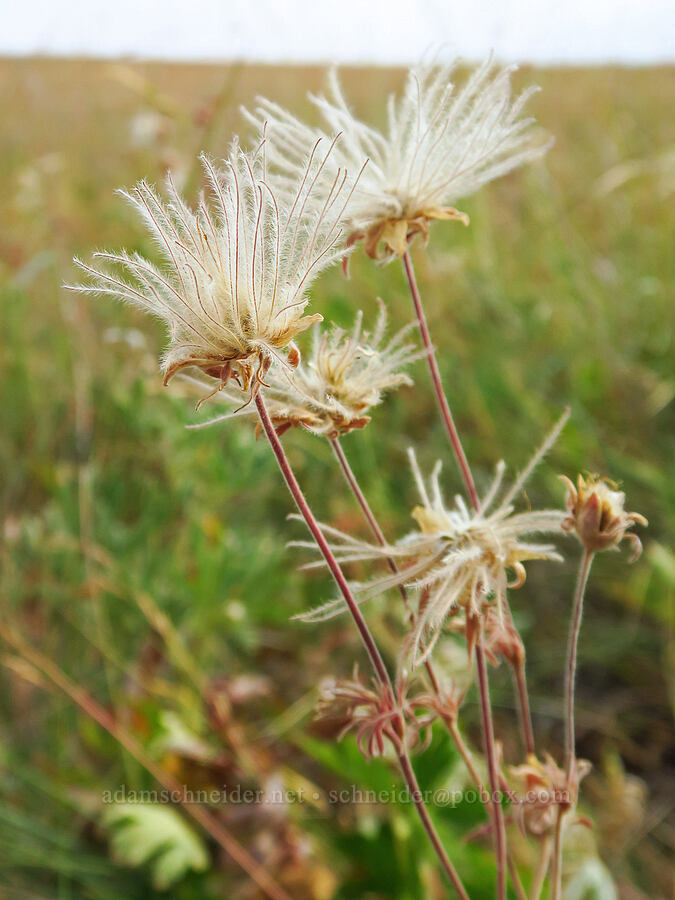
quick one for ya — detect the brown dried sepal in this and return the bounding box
[346,206,470,266]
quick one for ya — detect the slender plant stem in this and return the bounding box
[329,437,392,559]
[401,250,511,897]
[255,393,469,900]
[397,748,470,900]
[475,635,508,900]
[564,549,594,779]
[255,394,388,685]
[550,549,594,900]
[446,721,530,900]
[549,810,565,900]
[401,249,479,511]
[507,853,529,900]
[0,625,294,900]
[447,720,485,796]
[330,436,440,694]
[512,656,536,757]
[530,837,552,900]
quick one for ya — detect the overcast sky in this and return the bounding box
[3,0,674,65]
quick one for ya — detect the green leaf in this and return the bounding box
[101,803,209,890]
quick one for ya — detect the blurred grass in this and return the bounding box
[0,57,673,898]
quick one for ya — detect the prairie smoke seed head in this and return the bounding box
[186,301,424,436]
[294,411,570,667]
[71,138,360,401]
[246,57,551,261]
[560,474,647,560]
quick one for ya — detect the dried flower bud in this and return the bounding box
[482,608,525,667]
[560,475,647,560]
[509,753,591,839]
[315,669,433,760]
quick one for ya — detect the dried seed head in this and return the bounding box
[186,301,423,436]
[509,753,591,839]
[560,474,647,560]
[246,58,551,262]
[71,137,359,401]
[315,669,433,760]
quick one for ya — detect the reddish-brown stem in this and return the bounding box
[329,436,440,694]
[447,719,484,794]
[0,626,293,900]
[512,656,536,757]
[256,394,388,685]
[397,748,470,900]
[401,250,479,511]
[475,636,508,900]
[255,394,469,899]
[501,600,536,757]
[447,720,527,900]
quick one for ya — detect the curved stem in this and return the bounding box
[256,394,469,899]
[256,394,389,685]
[475,635,508,900]
[397,748,470,900]
[512,656,536,757]
[401,250,479,511]
[564,550,594,779]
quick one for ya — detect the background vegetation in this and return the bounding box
[0,58,673,898]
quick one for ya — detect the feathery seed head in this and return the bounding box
[71,138,359,399]
[560,474,647,560]
[187,302,423,436]
[295,411,569,667]
[246,57,551,262]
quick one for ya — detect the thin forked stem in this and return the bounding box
[401,249,479,511]
[255,393,469,900]
[475,635,508,900]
